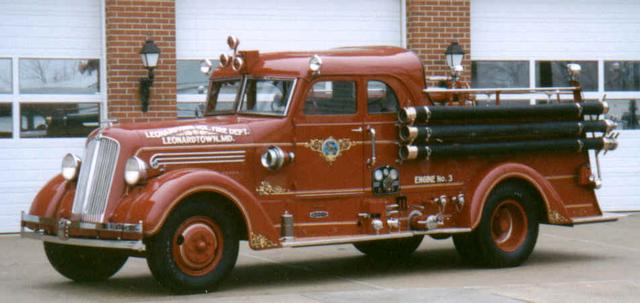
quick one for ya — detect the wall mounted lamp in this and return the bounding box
[139,40,160,112]
[444,42,465,82]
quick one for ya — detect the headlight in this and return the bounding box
[124,156,147,186]
[61,153,81,181]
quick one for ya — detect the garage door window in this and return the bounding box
[177,59,218,118]
[19,103,99,138]
[605,61,640,92]
[0,59,11,93]
[536,61,598,91]
[1,58,102,139]
[19,59,99,94]
[0,103,11,138]
[604,99,640,130]
[472,61,529,88]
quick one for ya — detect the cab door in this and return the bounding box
[292,77,365,237]
[363,78,403,196]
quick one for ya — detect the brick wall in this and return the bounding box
[105,0,176,123]
[406,0,471,83]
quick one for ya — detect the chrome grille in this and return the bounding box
[72,136,119,223]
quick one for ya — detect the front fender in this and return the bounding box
[468,162,572,229]
[29,174,70,219]
[111,168,279,248]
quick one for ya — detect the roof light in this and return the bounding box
[232,56,244,72]
[227,35,240,54]
[219,53,231,68]
[309,55,322,75]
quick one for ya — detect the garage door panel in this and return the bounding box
[472,0,640,60]
[177,0,402,58]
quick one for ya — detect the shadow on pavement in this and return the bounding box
[33,246,609,296]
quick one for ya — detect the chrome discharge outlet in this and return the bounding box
[371,218,384,234]
[281,211,294,241]
[422,215,442,230]
[387,218,400,230]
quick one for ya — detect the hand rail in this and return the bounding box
[423,86,579,94]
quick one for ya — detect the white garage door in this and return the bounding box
[472,0,640,211]
[0,0,104,232]
[176,0,404,58]
[175,0,405,111]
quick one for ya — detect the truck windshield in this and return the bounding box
[205,78,242,115]
[238,78,295,116]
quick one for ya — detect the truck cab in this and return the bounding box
[21,36,619,293]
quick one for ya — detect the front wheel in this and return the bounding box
[146,201,239,293]
[44,242,128,282]
[454,184,539,267]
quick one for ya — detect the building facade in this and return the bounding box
[0,0,637,232]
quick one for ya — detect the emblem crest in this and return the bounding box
[304,136,355,164]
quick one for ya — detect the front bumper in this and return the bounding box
[20,212,146,252]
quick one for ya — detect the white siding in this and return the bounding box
[176,0,403,59]
[0,0,101,232]
[472,0,640,210]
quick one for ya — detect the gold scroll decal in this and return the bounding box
[249,232,279,249]
[256,181,289,196]
[303,136,356,165]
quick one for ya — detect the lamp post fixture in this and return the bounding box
[444,42,465,82]
[139,39,160,112]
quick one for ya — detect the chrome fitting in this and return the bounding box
[387,218,400,230]
[424,215,440,230]
[371,218,384,234]
[602,137,618,151]
[401,145,419,160]
[57,219,71,241]
[601,100,610,114]
[280,211,294,241]
[456,193,465,207]
[401,107,417,125]
[588,175,603,189]
[437,195,448,208]
[604,119,617,134]
[400,126,419,143]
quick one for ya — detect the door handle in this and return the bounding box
[367,126,376,167]
[351,126,363,133]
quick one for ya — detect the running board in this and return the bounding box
[571,213,624,225]
[281,228,471,248]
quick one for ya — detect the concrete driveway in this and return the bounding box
[1,213,639,303]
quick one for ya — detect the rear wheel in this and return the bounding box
[44,242,128,282]
[454,184,539,267]
[146,201,239,293]
[354,236,423,258]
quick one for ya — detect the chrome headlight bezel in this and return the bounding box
[124,156,148,186]
[61,153,81,181]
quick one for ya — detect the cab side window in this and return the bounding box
[304,80,357,115]
[367,80,399,114]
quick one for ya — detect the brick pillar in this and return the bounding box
[406,0,471,83]
[105,0,176,123]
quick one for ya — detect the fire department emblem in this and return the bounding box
[304,136,355,165]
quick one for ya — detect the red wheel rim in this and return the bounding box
[172,216,223,276]
[490,199,527,252]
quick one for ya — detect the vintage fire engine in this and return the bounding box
[21,36,619,293]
